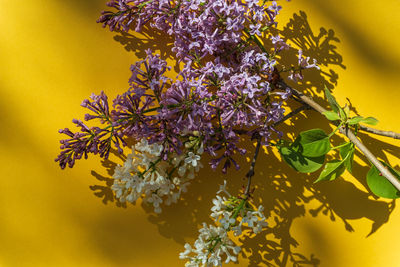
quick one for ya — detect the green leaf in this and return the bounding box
[315,160,346,183]
[347,116,365,125]
[367,162,400,199]
[361,117,379,126]
[338,106,347,121]
[322,111,340,121]
[347,116,378,126]
[278,146,325,173]
[344,105,350,118]
[324,86,340,113]
[293,129,331,157]
[339,142,355,173]
[315,144,354,183]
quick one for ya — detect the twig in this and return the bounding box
[243,103,309,195]
[278,81,400,192]
[358,125,400,139]
[244,30,400,191]
[245,134,262,196]
[290,87,400,140]
[272,104,310,127]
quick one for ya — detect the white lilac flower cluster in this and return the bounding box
[180,223,241,267]
[180,181,269,266]
[112,139,203,213]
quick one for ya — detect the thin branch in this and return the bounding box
[358,125,400,139]
[290,87,400,140]
[278,81,400,192]
[272,104,310,128]
[243,28,400,192]
[245,134,262,196]
[243,104,309,195]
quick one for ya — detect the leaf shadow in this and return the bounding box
[304,0,400,73]
[275,10,345,98]
[90,149,128,208]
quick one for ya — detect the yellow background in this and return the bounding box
[1,0,400,266]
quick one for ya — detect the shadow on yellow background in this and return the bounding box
[1,0,400,266]
[88,6,399,267]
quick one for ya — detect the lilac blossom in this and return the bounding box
[180,181,269,266]
[56,92,124,169]
[111,91,154,138]
[160,79,214,133]
[249,23,262,36]
[270,34,290,53]
[112,139,203,213]
[58,0,320,174]
[298,49,320,70]
[57,1,325,265]
[97,0,167,32]
[288,50,320,82]
[129,48,171,99]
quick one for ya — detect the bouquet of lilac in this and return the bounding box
[56,0,400,266]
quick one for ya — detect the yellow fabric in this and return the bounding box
[1,0,399,266]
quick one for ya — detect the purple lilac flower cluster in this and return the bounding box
[56,92,125,169]
[57,0,317,174]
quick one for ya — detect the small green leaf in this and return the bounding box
[339,142,355,173]
[324,87,346,121]
[338,106,347,121]
[344,105,350,118]
[339,142,353,158]
[315,160,346,183]
[367,162,400,199]
[322,111,340,121]
[293,129,331,157]
[278,146,325,173]
[345,151,355,173]
[324,86,340,113]
[347,116,365,125]
[361,117,379,126]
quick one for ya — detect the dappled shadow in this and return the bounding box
[240,120,396,266]
[90,149,127,208]
[91,151,243,244]
[350,131,400,195]
[309,179,396,237]
[87,9,400,267]
[113,25,178,70]
[140,159,234,244]
[242,148,323,267]
[276,10,345,98]
[89,130,397,266]
[304,0,400,73]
